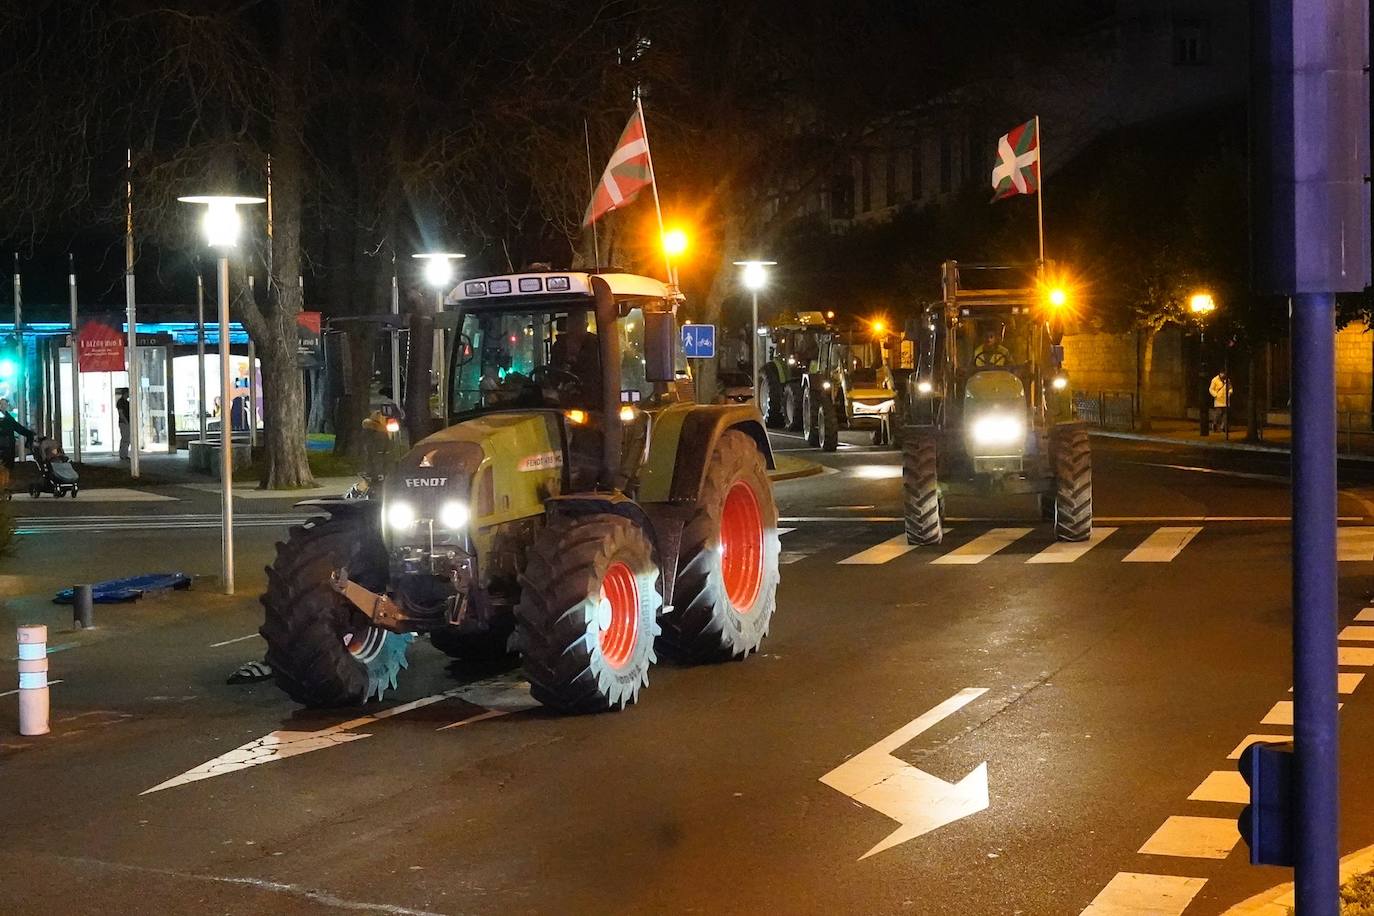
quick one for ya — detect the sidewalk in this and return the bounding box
[1091,417,1374,462]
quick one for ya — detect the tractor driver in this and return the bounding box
[549,309,603,407]
[973,327,1012,368]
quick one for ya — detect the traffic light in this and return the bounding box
[1238,740,1295,866]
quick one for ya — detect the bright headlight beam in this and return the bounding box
[440,501,470,529]
[387,501,417,530]
[970,414,1025,446]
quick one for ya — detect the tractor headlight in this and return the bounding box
[917,379,934,395]
[439,500,470,530]
[387,501,418,531]
[821,380,832,390]
[1051,374,1069,391]
[970,414,1025,446]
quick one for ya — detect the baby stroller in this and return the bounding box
[29,437,79,498]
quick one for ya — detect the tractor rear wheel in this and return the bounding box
[663,429,780,662]
[260,512,413,707]
[802,388,821,447]
[902,429,942,545]
[784,383,804,431]
[514,513,662,712]
[760,367,786,429]
[1052,425,1093,542]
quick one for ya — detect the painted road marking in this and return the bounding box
[1289,673,1365,695]
[142,674,534,794]
[1339,528,1374,561]
[839,535,915,565]
[1123,527,1202,563]
[1138,815,1241,859]
[930,528,1032,565]
[820,687,989,860]
[1187,770,1250,804]
[1260,701,1341,726]
[1080,872,1206,916]
[1228,734,1292,759]
[1356,607,1374,622]
[0,678,62,699]
[1026,527,1118,564]
[1339,625,1374,641]
[209,634,260,648]
[1340,647,1374,666]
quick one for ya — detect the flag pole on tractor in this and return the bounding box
[991,116,1045,272]
[583,98,672,284]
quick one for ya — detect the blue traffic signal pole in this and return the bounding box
[1290,291,1340,914]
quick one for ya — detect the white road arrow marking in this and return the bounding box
[821,687,989,859]
[142,675,534,795]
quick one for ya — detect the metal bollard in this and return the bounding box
[17,624,50,736]
[73,584,94,629]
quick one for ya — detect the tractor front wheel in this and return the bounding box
[759,367,787,429]
[802,388,821,447]
[514,514,662,712]
[260,512,413,707]
[784,383,804,431]
[663,430,781,662]
[1052,425,1093,542]
[902,429,942,545]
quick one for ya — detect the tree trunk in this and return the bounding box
[1137,325,1159,433]
[260,338,314,488]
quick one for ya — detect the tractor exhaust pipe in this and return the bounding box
[591,276,622,490]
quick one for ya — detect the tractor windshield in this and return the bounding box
[960,313,1032,371]
[451,307,600,414]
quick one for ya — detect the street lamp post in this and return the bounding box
[734,260,776,408]
[178,194,265,596]
[412,252,465,425]
[1191,292,1217,437]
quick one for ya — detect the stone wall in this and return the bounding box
[1061,326,1186,418]
[1335,324,1373,414]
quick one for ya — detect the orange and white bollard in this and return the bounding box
[17,624,50,736]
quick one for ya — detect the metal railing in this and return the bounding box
[1073,391,1136,431]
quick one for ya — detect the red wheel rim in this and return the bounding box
[721,481,764,613]
[597,561,640,668]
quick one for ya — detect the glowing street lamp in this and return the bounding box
[1048,287,1068,309]
[1189,291,1218,436]
[413,252,466,423]
[734,259,777,404]
[178,194,265,595]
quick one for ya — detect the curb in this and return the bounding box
[769,459,825,483]
[1090,429,1374,464]
[1223,841,1374,914]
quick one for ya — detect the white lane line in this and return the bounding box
[1137,815,1241,859]
[1340,626,1374,642]
[1356,607,1374,622]
[1026,527,1118,564]
[838,535,915,566]
[930,528,1032,565]
[209,634,260,648]
[1187,770,1250,804]
[1080,872,1206,916]
[1339,528,1374,561]
[778,527,796,536]
[1341,647,1374,666]
[1289,673,1365,695]
[1122,526,1202,563]
[0,678,63,698]
[1259,701,1340,728]
[1228,734,1292,760]
[1130,462,1288,483]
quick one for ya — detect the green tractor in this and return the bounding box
[757,311,831,432]
[261,272,782,713]
[901,261,1089,546]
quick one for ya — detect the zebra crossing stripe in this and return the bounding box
[930,528,1032,565]
[1122,527,1201,563]
[1338,528,1374,561]
[1080,872,1205,915]
[838,535,916,565]
[1026,527,1118,564]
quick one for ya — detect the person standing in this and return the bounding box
[1208,370,1232,432]
[0,397,35,470]
[116,387,131,460]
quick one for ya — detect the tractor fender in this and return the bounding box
[668,405,774,503]
[294,496,383,520]
[544,493,691,607]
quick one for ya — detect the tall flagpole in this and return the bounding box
[635,93,674,285]
[124,148,141,478]
[1035,115,1046,271]
[584,119,601,267]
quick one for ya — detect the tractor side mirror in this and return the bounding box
[644,311,676,382]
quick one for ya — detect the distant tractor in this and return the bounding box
[757,311,832,433]
[901,261,1088,545]
[261,272,782,713]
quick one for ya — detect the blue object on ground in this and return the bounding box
[53,573,192,604]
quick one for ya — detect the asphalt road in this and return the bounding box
[3,431,1374,915]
